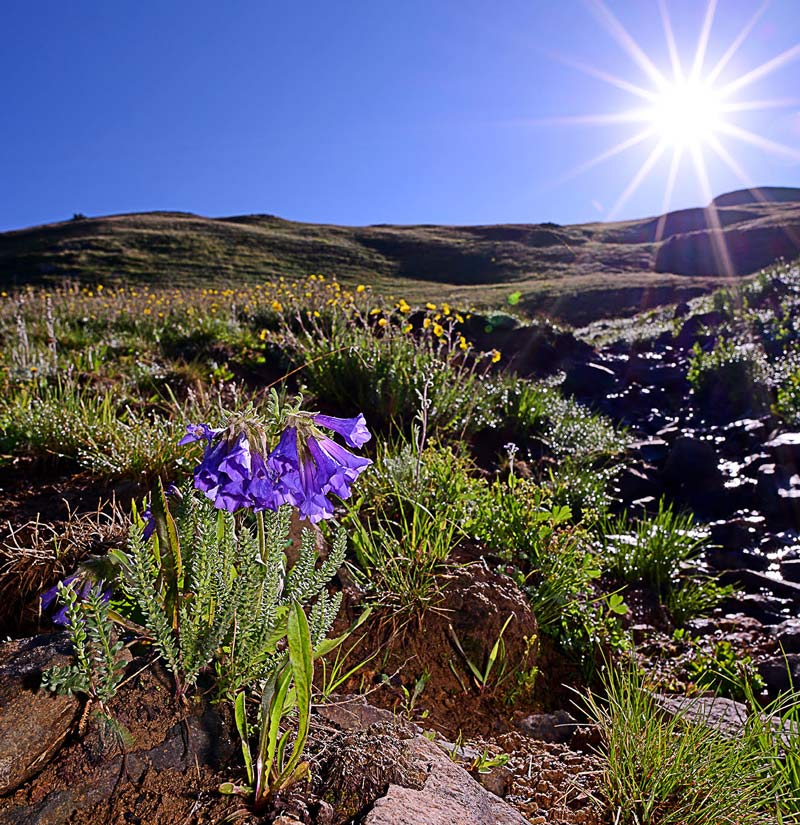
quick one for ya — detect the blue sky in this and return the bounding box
[2,0,799,232]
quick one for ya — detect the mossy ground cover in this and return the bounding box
[1,266,800,822]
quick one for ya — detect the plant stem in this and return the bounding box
[256,510,266,563]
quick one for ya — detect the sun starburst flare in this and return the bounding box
[550,0,800,271]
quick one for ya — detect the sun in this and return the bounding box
[549,0,800,258]
[647,78,723,149]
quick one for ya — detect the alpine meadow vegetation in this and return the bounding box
[3,263,800,822]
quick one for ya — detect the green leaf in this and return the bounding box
[151,477,182,628]
[275,602,314,789]
[607,593,628,615]
[234,691,254,787]
[484,614,513,683]
[219,781,251,796]
[449,624,485,685]
[255,660,292,805]
[313,607,372,659]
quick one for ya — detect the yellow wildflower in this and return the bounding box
[402,323,413,334]
[259,329,268,341]
[423,317,431,329]
[369,307,382,316]
[455,313,464,324]
[490,349,501,363]
[459,336,468,351]
[356,284,366,293]
[377,317,388,328]
[425,302,437,311]
[397,298,411,313]
[442,303,451,315]
[271,300,283,312]
[432,323,444,337]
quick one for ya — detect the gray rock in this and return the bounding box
[653,694,748,738]
[615,465,663,503]
[317,694,417,734]
[364,735,528,825]
[780,560,800,583]
[719,569,800,603]
[518,710,577,744]
[0,633,81,794]
[765,432,800,465]
[719,592,793,625]
[706,546,769,572]
[628,438,670,464]
[709,519,760,552]
[758,654,800,694]
[477,765,514,798]
[768,618,800,653]
[663,436,719,483]
[562,362,617,399]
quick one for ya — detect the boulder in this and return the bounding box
[562,362,617,400]
[663,436,719,483]
[719,569,800,603]
[314,699,528,825]
[0,633,81,794]
[518,710,577,744]
[765,432,800,468]
[364,735,528,825]
[705,546,769,572]
[614,465,663,506]
[780,560,800,583]
[627,438,670,464]
[709,519,759,552]
[623,359,685,391]
[674,311,724,347]
[758,654,800,694]
[653,694,748,738]
[768,618,800,653]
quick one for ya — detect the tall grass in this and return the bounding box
[0,377,192,481]
[581,663,774,824]
[344,441,479,613]
[598,501,709,596]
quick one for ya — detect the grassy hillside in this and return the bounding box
[2,187,799,323]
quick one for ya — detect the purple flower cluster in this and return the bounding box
[41,574,110,626]
[179,413,372,522]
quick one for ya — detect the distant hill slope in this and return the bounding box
[2,187,799,324]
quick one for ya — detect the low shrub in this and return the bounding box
[687,337,771,416]
[469,477,627,664]
[344,441,479,613]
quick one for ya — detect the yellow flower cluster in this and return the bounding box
[0,274,502,365]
